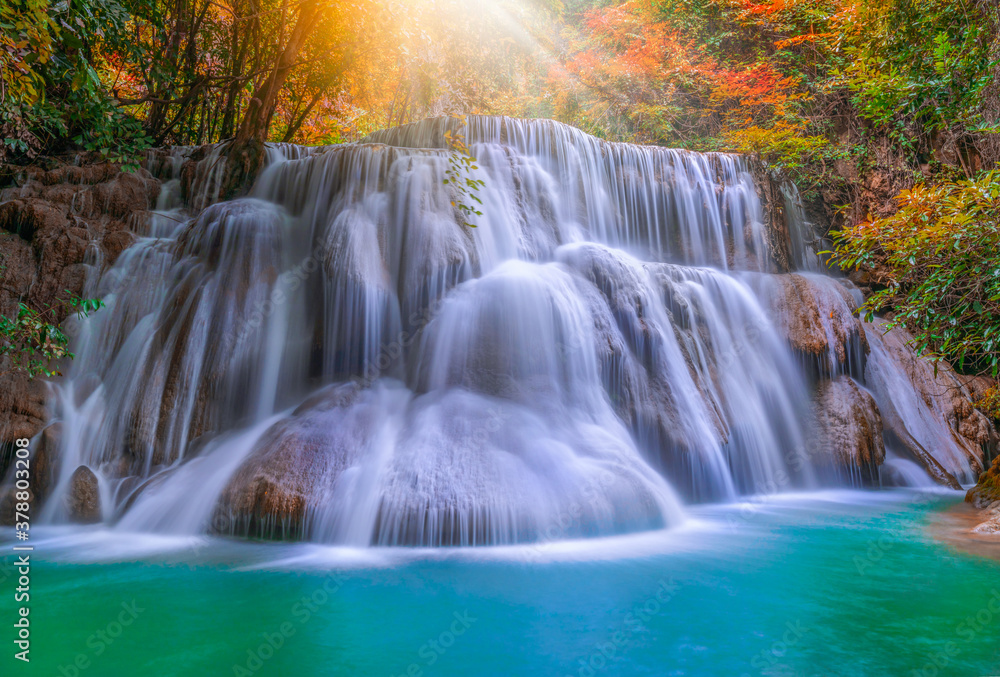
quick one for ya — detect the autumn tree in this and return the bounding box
[233,0,322,145]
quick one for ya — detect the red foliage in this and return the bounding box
[736,0,786,15]
[559,0,803,142]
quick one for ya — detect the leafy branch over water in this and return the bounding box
[443,115,485,229]
[0,290,104,379]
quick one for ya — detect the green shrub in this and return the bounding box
[832,171,1000,376]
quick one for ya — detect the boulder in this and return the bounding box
[66,465,101,523]
[214,383,366,539]
[752,273,867,378]
[968,455,1000,508]
[971,512,1000,535]
[217,379,675,546]
[810,376,884,483]
[30,423,62,501]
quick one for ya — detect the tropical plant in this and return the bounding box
[0,292,104,379]
[1,0,155,166]
[832,171,1000,375]
[831,0,996,175]
[442,116,485,229]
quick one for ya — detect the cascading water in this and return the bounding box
[23,115,990,546]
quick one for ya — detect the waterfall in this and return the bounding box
[26,115,990,546]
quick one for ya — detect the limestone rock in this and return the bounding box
[0,374,47,443]
[889,425,963,491]
[30,423,62,501]
[0,232,36,316]
[66,466,101,523]
[810,376,884,482]
[0,158,161,450]
[968,455,1000,508]
[971,514,1000,535]
[215,383,366,539]
[746,158,793,273]
[958,374,996,404]
[865,319,996,485]
[752,273,868,377]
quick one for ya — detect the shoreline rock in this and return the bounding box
[929,501,1000,563]
[967,453,1000,509]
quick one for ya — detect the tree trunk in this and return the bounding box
[220,16,253,139]
[282,89,324,142]
[233,0,321,146]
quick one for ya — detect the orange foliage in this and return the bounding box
[558,0,808,146]
[737,0,786,14]
[774,33,835,50]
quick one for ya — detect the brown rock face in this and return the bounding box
[747,158,793,274]
[0,159,160,446]
[214,383,366,539]
[958,375,996,404]
[0,163,160,309]
[968,454,1000,508]
[0,231,38,317]
[30,423,62,501]
[810,376,885,483]
[865,320,997,489]
[971,513,1000,535]
[864,320,995,484]
[754,274,868,377]
[0,375,47,445]
[66,465,101,523]
[887,425,963,491]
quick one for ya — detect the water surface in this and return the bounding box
[4,492,999,676]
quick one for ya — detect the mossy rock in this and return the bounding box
[968,454,1000,507]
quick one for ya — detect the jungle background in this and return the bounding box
[2,0,1000,388]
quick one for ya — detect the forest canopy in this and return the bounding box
[2,0,999,373]
[2,0,997,169]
